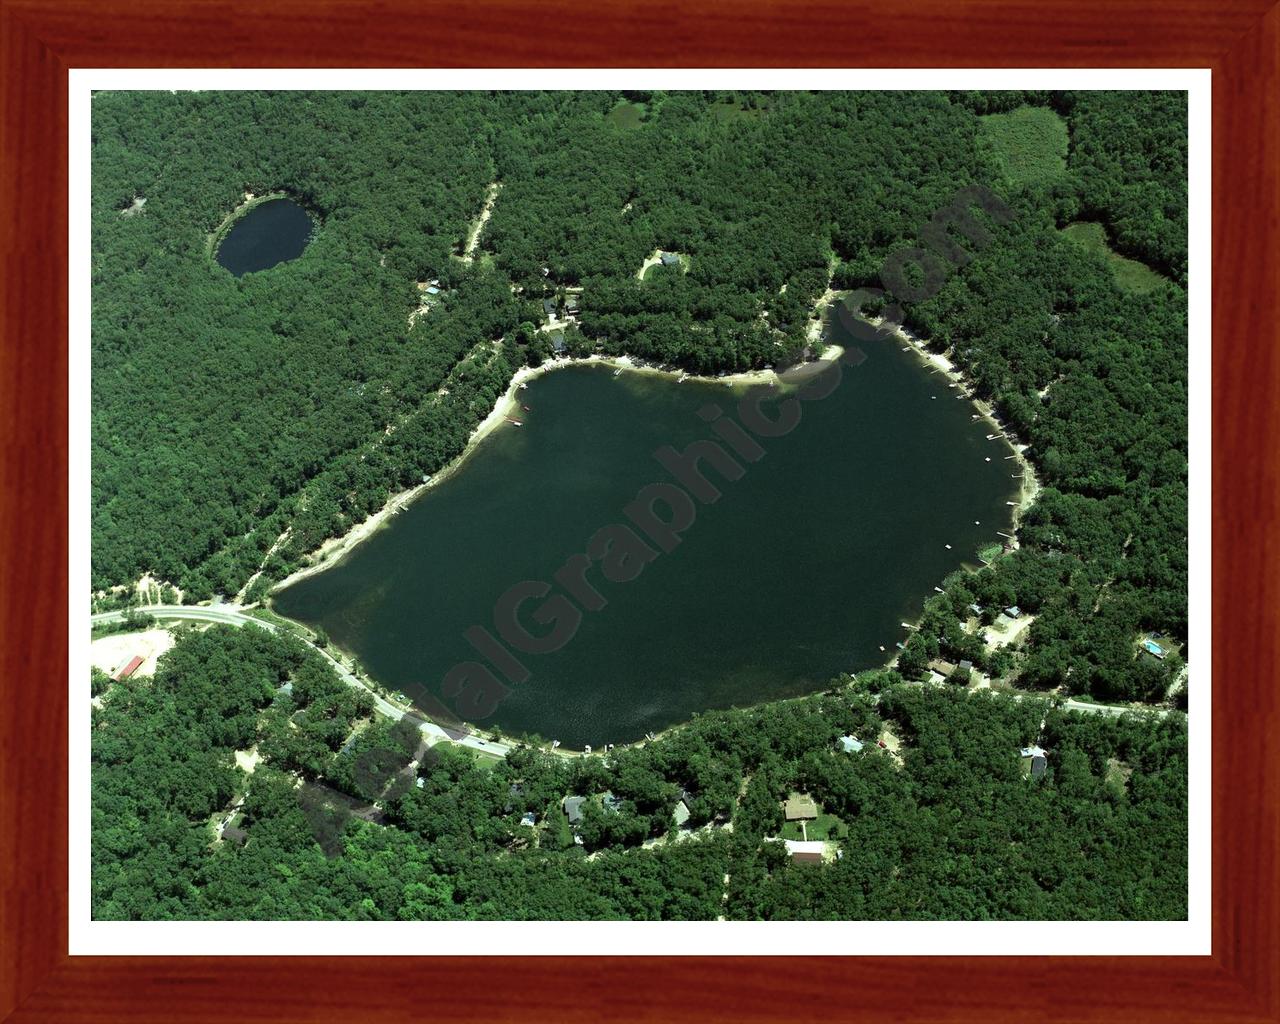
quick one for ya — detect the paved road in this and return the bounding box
[92,607,1175,759]
[90,604,516,756]
[1062,697,1172,719]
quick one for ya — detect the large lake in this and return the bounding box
[215,197,313,276]
[273,319,1020,746]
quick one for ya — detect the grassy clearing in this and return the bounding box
[642,254,688,281]
[979,106,1068,187]
[467,747,507,769]
[1060,222,1168,293]
[709,99,768,123]
[552,802,574,849]
[606,100,648,128]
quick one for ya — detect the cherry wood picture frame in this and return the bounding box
[2,1,1274,1020]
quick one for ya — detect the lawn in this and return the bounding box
[978,543,1003,564]
[1059,221,1168,293]
[467,747,507,769]
[781,811,847,842]
[709,99,768,123]
[643,254,687,281]
[551,801,575,850]
[979,106,1068,187]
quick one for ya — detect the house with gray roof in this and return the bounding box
[784,793,818,821]
[1020,745,1048,779]
[562,795,586,826]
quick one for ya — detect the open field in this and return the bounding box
[1060,221,1169,293]
[980,106,1068,186]
[606,100,647,128]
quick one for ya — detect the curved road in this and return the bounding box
[90,604,516,757]
[92,607,1170,762]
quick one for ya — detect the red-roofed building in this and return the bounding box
[114,655,144,681]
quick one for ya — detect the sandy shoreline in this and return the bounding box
[808,287,849,343]
[271,349,831,594]
[870,314,1044,669]
[873,314,1042,523]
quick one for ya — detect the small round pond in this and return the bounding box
[215,197,315,276]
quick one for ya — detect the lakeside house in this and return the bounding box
[783,793,818,821]
[1020,745,1048,779]
[837,735,864,753]
[1005,605,1022,618]
[562,795,586,826]
[673,799,691,828]
[660,251,681,267]
[551,332,568,355]
[543,298,558,316]
[928,659,958,678]
[520,812,538,827]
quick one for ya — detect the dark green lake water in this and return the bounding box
[273,322,1019,746]
[215,197,313,276]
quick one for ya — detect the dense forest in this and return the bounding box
[93,626,1186,920]
[91,90,1189,919]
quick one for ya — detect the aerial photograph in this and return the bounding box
[90,89,1189,921]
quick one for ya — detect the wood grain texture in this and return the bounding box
[0,1,1274,1020]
